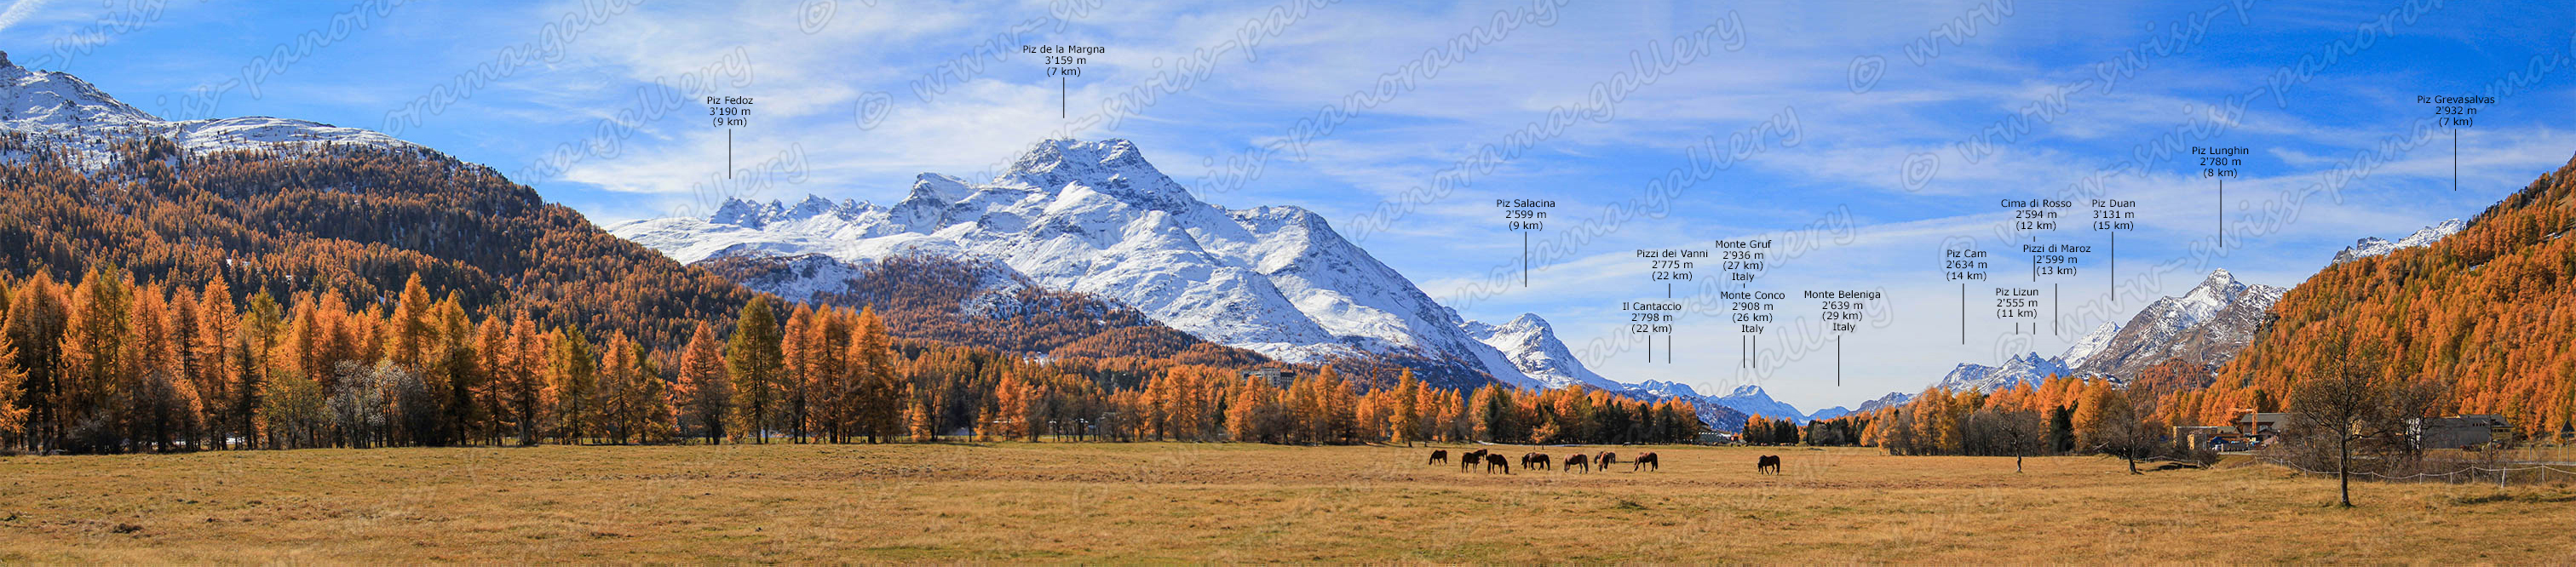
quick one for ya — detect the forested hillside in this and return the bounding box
[2185,152,2576,437]
[0,136,748,348]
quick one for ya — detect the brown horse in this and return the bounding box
[1632,452,1659,472]
[1757,455,1781,475]
[1460,449,1488,472]
[1521,452,1550,470]
[1563,453,1590,472]
[1596,451,1618,469]
[1485,452,1511,473]
[1429,450,1448,465]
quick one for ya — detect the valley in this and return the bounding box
[3,3,2576,564]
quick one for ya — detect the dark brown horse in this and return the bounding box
[1460,449,1488,472]
[1521,452,1550,470]
[1757,455,1781,475]
[1632,452,1659,472]
[1595,451,1618,469]
[1429,450,1448,465]
[1485,452,1511,473]
[1563,453,1590,472]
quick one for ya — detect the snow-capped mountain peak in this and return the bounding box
[2332,219,2466,264]
[1710,384,1808,423]
[612,138,1531,388]
[2066,268,2284,380]
[1854,392,1915,414]
[0,52,158,129]
[710,198,785,227]
[2165,269,2249,324]
[0,50,416,168]
[995,138,1195,206]
[1461,312,1613,391]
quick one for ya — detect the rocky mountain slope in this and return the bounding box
[2065,269,2285,380]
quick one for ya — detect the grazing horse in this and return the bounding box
[1460,449,1488,472]
[1485,452,1511,473]
[1596,451,1618,469]
[1429,450,1448,465]
[1521,452,1550,470]
[1632,452,1659,472]
[1757,455,1781,475]
[1563,453,1590,472]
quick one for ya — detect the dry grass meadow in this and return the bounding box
[3,442,2574,564]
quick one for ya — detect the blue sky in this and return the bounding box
[10,0,2573,411]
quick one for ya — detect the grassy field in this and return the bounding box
[3,442,2574,564]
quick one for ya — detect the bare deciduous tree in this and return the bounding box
[2286,340,2446,507]
[1968,408,2045,472]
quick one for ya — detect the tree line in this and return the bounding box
[1777,369,2179,472]
[0,267,1699,452]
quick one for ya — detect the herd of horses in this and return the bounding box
[1425,449,1785,475]
[1427,449,1659,473]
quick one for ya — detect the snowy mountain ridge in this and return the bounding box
[0,51,414,169]
[2332,219,2465,265]
[612,138,1538,388]
[1708,384,1809,423]
[1932,352,2075,393]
